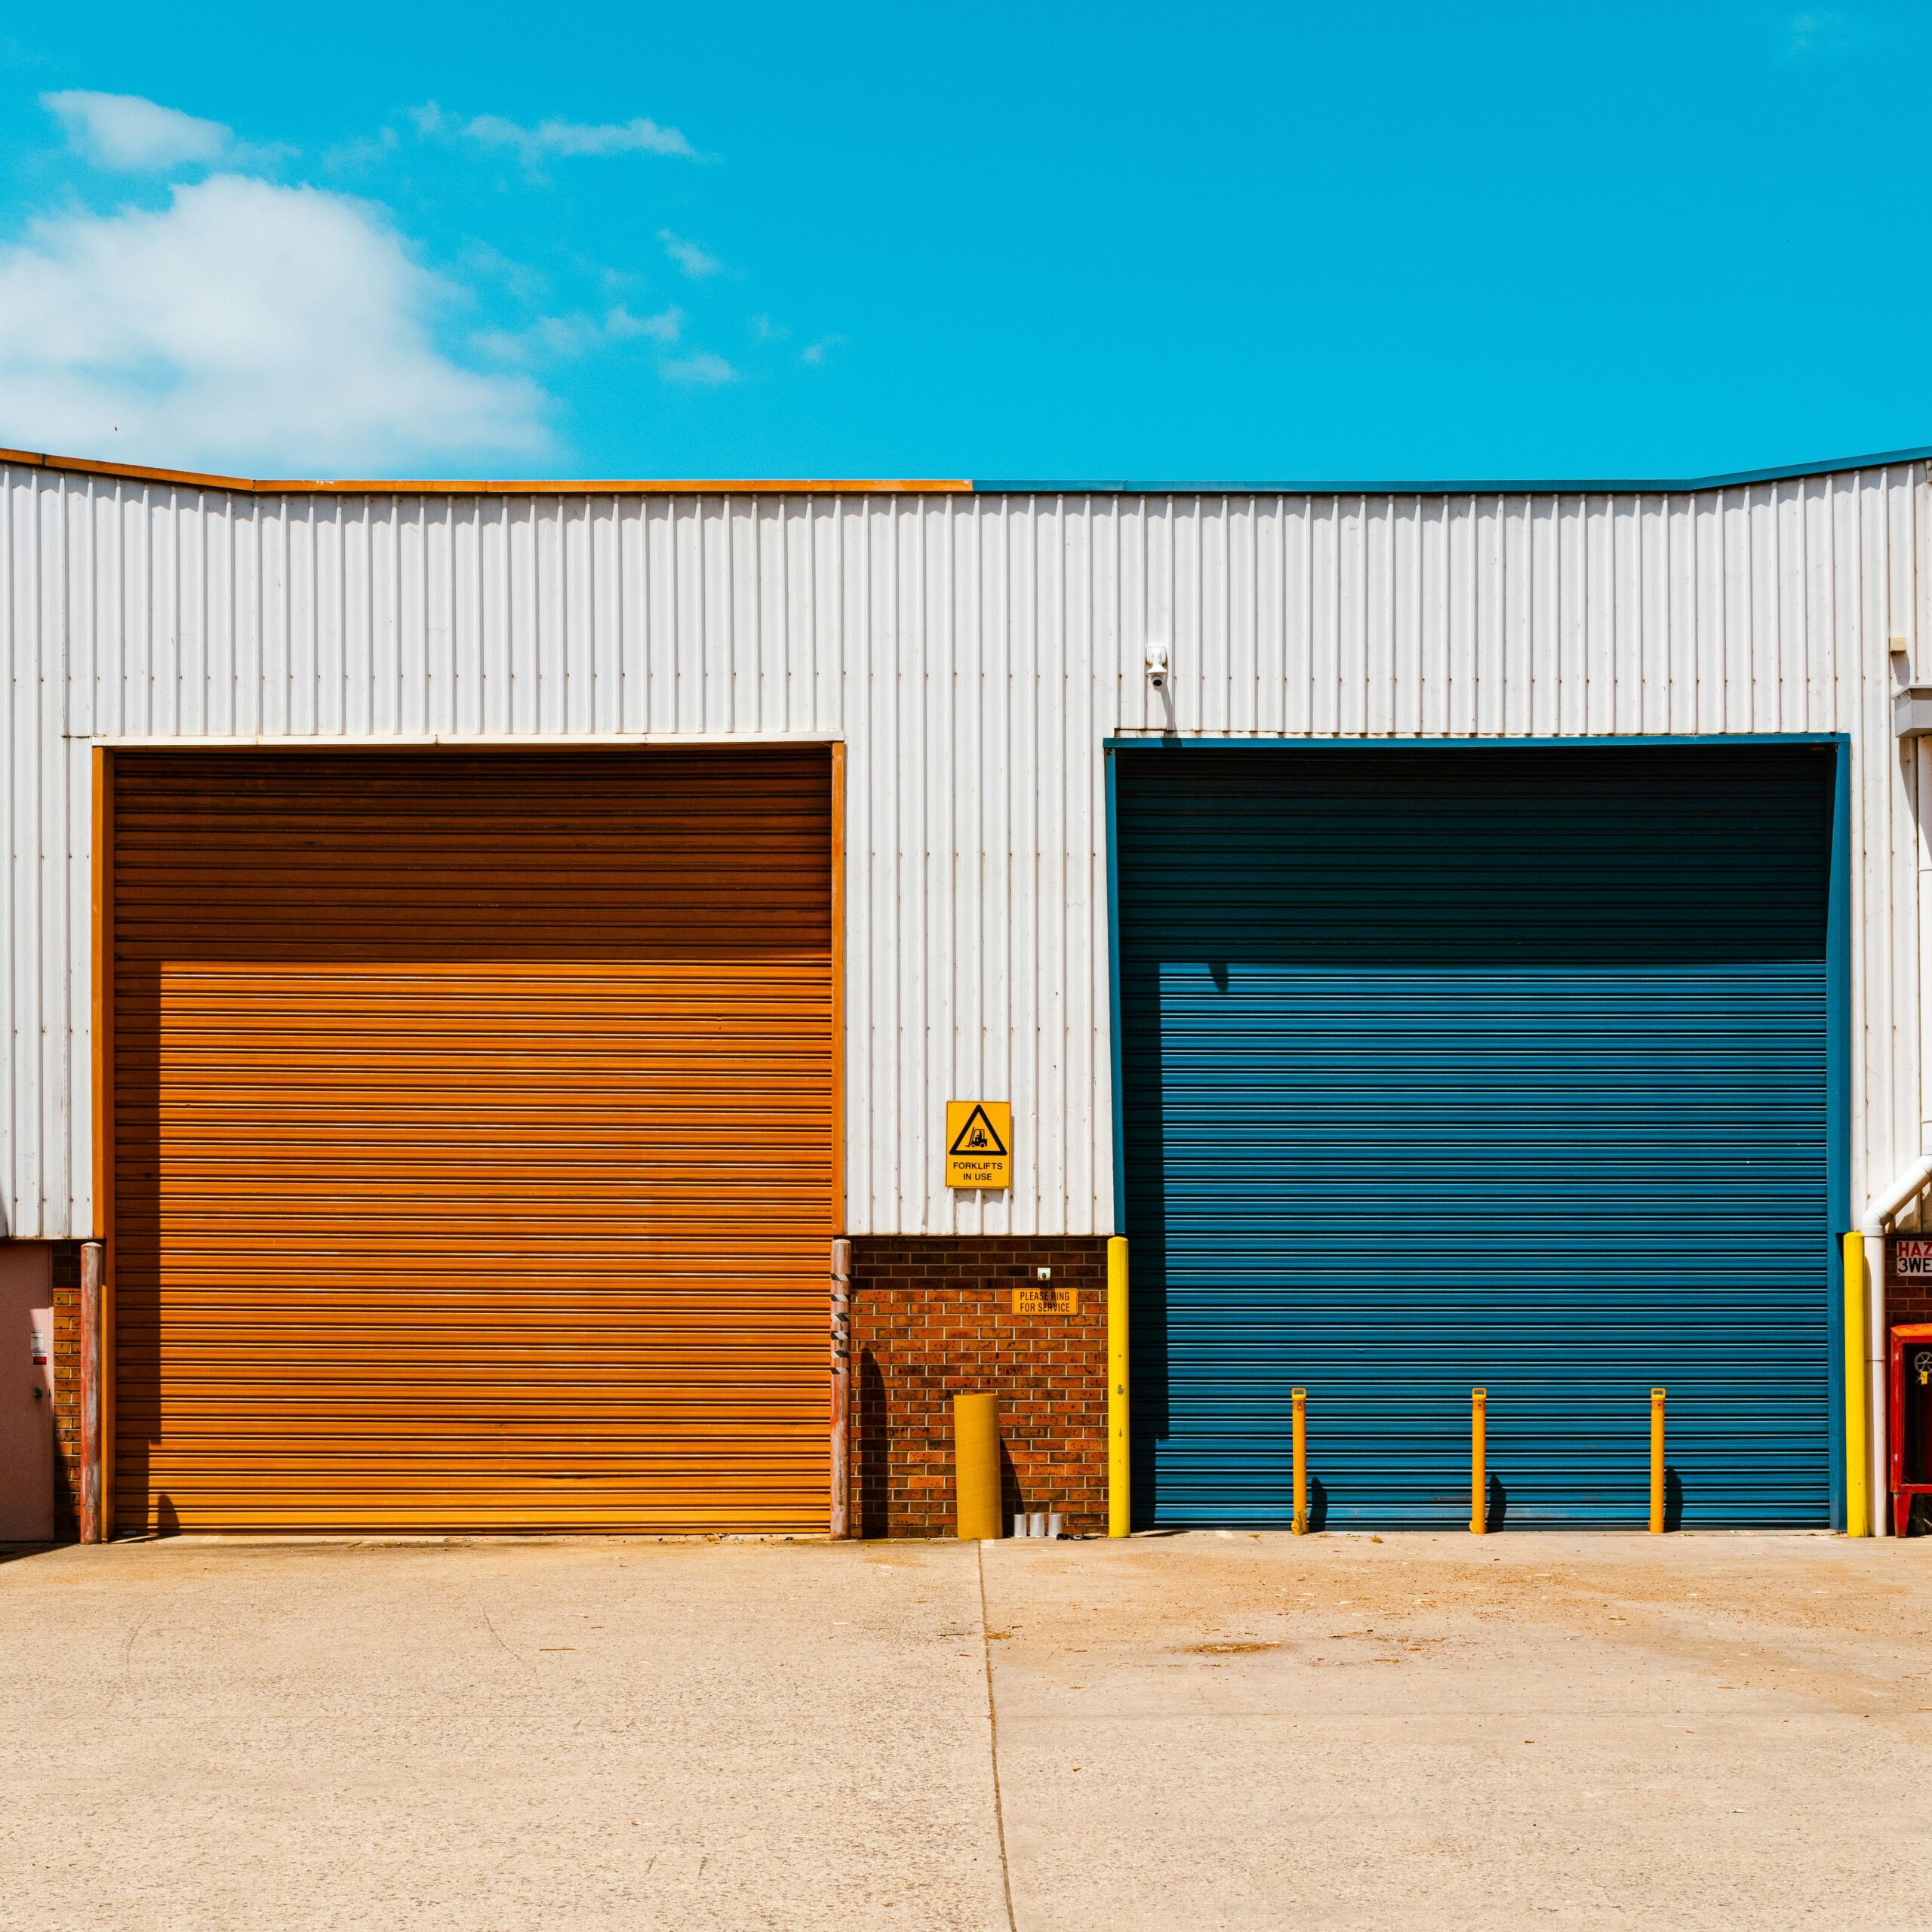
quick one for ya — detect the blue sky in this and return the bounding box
[0,5,1924,482]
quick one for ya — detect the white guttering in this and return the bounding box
[1860,1155,1932,1237]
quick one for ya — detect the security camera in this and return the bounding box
[1146,639,1169,689]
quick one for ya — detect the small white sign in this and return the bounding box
[1897,1238,1932,1279]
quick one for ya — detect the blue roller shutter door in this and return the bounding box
[1117,743,1835,1528]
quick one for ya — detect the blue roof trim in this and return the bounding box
[971,444,1932,497]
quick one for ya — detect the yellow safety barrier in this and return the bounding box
[1649,1387,1666,1533]
[1291,1387,1308,1534]
[1108,1236,1131,1537]
[953,1392,1002,1540]
[1470,1386,1488,1534]
[1844,1232,1869,1537]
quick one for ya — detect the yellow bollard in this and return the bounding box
[1108,1236,1131,1537]
[953,1392,1002,1540]
[1648,1388,1666,1533]
[1843,1232,1869,1537]
[1470,1388,1488,1534]
[1291,1388,1309,1534]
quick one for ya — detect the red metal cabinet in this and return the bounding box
[1887,1322,1932,1537]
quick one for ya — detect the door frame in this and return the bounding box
[91,737,847,1537]
[1103,731,1854,1527]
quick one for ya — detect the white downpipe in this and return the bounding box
[1855,737,1932,1534]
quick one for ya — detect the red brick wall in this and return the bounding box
[848,1236,1110,1538]
[1887,1241,1932,1332]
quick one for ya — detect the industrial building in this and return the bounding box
[4,441,1930,1542]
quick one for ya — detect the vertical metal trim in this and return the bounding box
[1826,733,1851,1527]
[91,748,109,1237]
[1104,743,1125,1232]
[829,739,847,1234]
[90,746,115,1535]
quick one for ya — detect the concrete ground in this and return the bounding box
[2,1531,1929,1930]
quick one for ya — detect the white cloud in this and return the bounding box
[608,305,682,343]
[478,304,681,363]
[661,351,738,386]
[415,102,700,164]
[42,90,235,171]
[459,240,549,304]
[800,336,844,367]
[659,228,723,278]
[321,126,399,174]
[0,174,546,472]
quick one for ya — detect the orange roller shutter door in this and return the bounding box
[111,746,836,1533]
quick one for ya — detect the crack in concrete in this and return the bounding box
[978,1542,1019,1932]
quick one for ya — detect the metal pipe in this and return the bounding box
[1291,1388,1308,1534]
[829,1238,852,1540]
[1470,1388,1487,1534]
[1107,1236,1130,1537]
[953,1392,1001,1540]
[1649,1388,1666,1534]
[78,1241,103,1544]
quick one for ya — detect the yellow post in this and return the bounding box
[953,1392,1002,1540]
[1291,1388,1308,1534]
[1470,1387,1488,1534]
[1108,1236,1131,1537]
[1843,1232,1869,1537]
[1648,1388,1666,1534]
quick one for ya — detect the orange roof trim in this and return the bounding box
[0,444,971,497]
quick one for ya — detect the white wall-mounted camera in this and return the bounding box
[1145,639,1170,689]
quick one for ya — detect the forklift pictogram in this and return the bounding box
[947,1105,1008,1159]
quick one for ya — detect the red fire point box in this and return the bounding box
[1887,1321,1932,1537]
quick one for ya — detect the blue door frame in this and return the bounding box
[1104,733,1853,1529]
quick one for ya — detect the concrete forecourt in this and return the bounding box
[3,1528,1928,1930]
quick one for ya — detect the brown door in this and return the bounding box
[112,747,835,1532]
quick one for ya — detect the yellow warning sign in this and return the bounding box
[945,1100,1012,1189]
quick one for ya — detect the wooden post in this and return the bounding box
[830,1238,852,1540]
[79,1241,103,1544]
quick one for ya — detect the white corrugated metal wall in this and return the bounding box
[2,460,1924,1240]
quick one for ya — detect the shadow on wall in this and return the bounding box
[856,1351,888,1540]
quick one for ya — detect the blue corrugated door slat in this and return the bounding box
[1118,744,1834,1528]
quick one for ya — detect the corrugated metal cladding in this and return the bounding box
[1118,745,1835,1527]
[111,746,834,1532]
[0,462,1927,1241]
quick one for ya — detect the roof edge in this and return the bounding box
[971,445,1932,495]
[5,439,1930,499]
[0,445,971,496]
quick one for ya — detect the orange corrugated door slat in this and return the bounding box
[112,748,835,1532]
